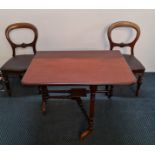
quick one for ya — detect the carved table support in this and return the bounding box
[40,85,100,140]
[80,85,97,140]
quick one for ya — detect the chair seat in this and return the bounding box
[123,54,145,72]
[1,55,34,72]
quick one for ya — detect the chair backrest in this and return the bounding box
[107,21,140,55]
[5,23,38,57]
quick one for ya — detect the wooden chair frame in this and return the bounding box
[5,22,38,57]
[1,23,38,96]
[107,21,145,96]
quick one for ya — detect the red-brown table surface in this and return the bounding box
[22,50,136,85]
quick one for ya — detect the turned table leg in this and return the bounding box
[80,85,97,140]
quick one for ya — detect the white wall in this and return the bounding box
[0,9,155,72]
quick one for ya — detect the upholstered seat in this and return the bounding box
[1,55,34,72]
[123,54,145,72]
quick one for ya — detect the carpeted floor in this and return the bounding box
[0,73,155,145]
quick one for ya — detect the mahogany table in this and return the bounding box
[22,50,136,140]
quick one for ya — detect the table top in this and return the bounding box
[22,50,136,86]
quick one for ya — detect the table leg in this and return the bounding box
[41,86,48,114]
[80,85,97,140]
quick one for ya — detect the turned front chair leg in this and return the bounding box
[105,85,108,96]
[136,74,143,97]
[80,85,97,140]
[108,85,113,98]
[41,86,48,114]
[2,72,11,96]
[38,86,42,94]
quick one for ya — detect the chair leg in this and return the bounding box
[105,85,113,98]
[136,74,143,97]
[38,86,42,94]
[19,75,23,80]
[105,85,108,96]
[108,85,113,98]
[0,75,4,91]
[2,72,11,96]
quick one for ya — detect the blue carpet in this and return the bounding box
[0,73,155,144]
